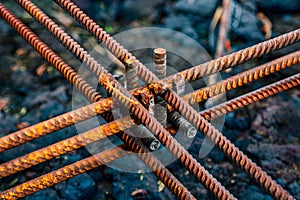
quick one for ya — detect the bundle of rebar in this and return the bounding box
[0,0,299,199]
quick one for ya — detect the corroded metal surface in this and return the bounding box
[0,3,101,103]
[167,29,300,83]
[154,48,168,126]
[0,145,129,200]
[0,0,298,200]
[0,117,134,177]
[0,97,113,153]
[42,1,237,199]
[200,73,300,121]
[183,51,300,104]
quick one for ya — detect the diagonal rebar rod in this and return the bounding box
[215,0,231,58]
[200,72,300,121]
[53,1,294,198]
[2,2,197,199]
[0,3,101,103]
[19,1,236,199]
[2,0,296,198]
[0,145,130,200]
[183,51,300,104]
[118,133,197,200]
[54,0,300,85]
[32,1,237,199]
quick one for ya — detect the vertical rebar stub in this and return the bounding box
[154,48,167,126]
[174,73,185,96]
[125,57,138,89]
[154,48,167,80]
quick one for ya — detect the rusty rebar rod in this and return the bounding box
[153,48,167,126]
[48,1,237,199]
[215,0,231,58]
[44,1,294,198]
[166,29,300,84]
[118,133,196,200]
[0,116,133,177]
[0,3,101,103]
[54,0,300,86]
[0,145,129,200]
[183,50,300,104]
[0,95,113,153]
[5,1,296,198]
[200,72,300,121]
[7,3,197,199]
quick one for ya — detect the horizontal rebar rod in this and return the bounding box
[183,50,300,104]
[0,145,129,200]
[165,29,300,84]
[51,1,237,199]
[118,133,196,200]
[200,72,300,120]
[53,1,293,198]
[0,116,133,177]
[0,3,101,103]
[3,2,199,199]
[0,96,113,153]
[1,0,296,199]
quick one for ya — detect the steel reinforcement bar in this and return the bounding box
[0,1,296,198]
[167,29,300,84]
[0,3,101,103]
[0,3,198,199]
[0,116,134,177]
[0,145,130,200]
[4,2,237,199]
[0,93,113,153]
[183,51,300,104]
[200,72,300,120]
[52,1,294,198]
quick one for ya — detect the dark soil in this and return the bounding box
[0,0,299,200]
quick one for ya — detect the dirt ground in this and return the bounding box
[0,0,299,200]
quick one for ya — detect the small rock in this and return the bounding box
[163,14,198,40]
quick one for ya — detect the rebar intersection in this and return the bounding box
[0,1,299,200]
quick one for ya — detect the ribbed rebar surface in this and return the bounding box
[0,0,298,200]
